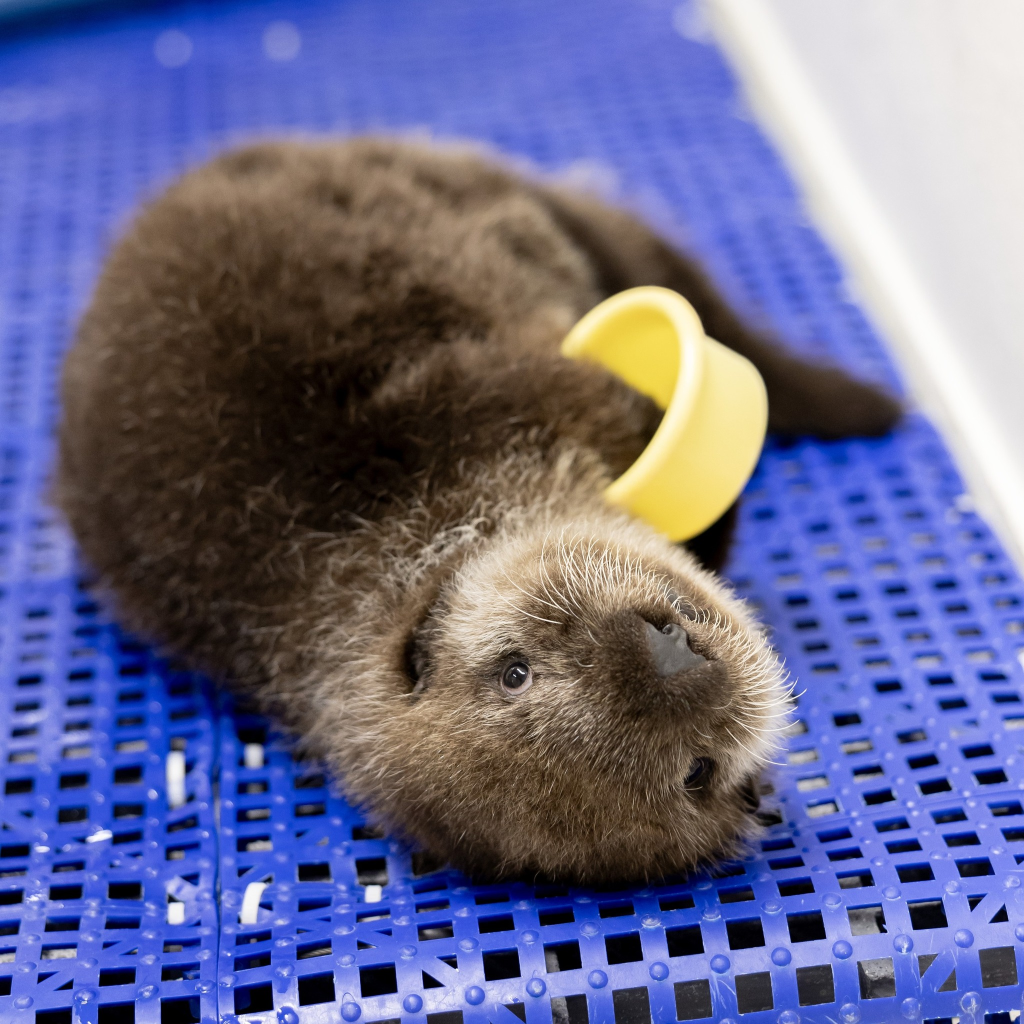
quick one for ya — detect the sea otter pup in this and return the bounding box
[56,138,900,883]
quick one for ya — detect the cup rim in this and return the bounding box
[561,286,707,499]
[605,289,707,507]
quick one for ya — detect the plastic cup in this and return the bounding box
[561,286,767,541]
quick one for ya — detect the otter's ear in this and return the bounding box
[739,775,761,813]
[404,599,446,695]
[407,628,431,695]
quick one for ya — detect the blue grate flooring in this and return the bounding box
[1,1,1022,1022]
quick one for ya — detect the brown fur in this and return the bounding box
[56,138,899,883]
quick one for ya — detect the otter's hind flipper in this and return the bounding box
[535,185,902,439]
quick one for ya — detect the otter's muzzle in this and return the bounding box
[644,621,706,676]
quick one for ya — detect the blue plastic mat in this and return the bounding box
[1,1,1022,1022]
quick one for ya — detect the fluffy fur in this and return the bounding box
[56,138,900,882]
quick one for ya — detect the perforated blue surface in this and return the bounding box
[1,1,1022,1022]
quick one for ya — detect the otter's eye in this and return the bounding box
[685,758,713,787]
[501,661,533,695]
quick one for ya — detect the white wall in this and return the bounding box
[710,0,1024,564]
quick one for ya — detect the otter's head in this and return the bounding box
[344,513,790,884]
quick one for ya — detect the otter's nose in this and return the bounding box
[644,621,707,677]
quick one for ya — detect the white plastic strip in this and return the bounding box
[166,900,185,925]
[710,0,1024,569]
[239,881,267,924]
[166,750,186,809]
[364,884,383,903]
[243,743,265,769]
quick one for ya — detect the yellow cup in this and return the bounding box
[561,286,768,541]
